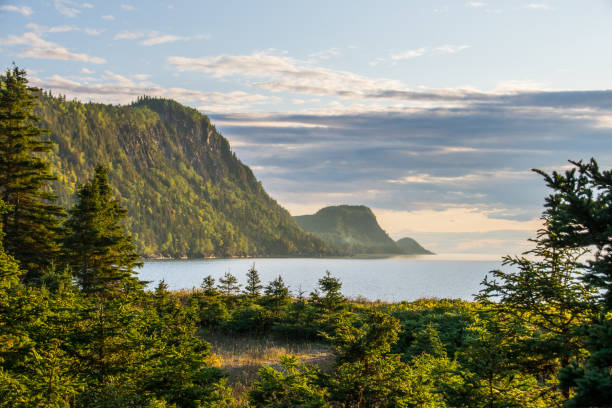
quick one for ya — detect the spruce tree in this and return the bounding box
[62,165,143,298]
[0,67,63,281]
[243,263,263,297]
[217,271,240,296]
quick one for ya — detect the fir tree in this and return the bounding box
[217,271,240,296]
[0,67,63,282]
[243,263,263,298]
[62,165,143,298]
[201,275,219,297]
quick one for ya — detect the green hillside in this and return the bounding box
[396,237,434,255]
[295,205,404,255]
[35,93,331,258]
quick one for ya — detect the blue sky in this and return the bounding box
[2,0,612,256]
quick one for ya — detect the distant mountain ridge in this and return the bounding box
[36,94,331,258]
[295,205,431,255]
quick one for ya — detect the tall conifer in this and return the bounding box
[0,67,63,281]
[62,165,143,298]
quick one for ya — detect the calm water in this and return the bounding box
[138,254,504,302]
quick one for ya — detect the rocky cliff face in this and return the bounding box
[36,95,330,258]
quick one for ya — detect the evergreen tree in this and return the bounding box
[201,274,219,297]
[534,159,612,406]
[477,226,596,401]
[62,165,143,298]
[217,271,240,296]
[263,275,290,317]
[310,270,345,313]
[243,263,263,298]
[0,67,63,281]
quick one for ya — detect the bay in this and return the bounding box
[138,254,504,302]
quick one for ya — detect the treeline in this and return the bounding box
[35,84,330,258]
[1,66,612,407]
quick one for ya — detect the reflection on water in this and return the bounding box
[138,254,505,302]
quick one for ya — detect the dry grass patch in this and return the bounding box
[203,332,332,404]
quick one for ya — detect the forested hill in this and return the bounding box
[295,205,406,255]
[35,94,331,258]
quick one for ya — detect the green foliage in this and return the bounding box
[244,263,263,298]
[396,237,434,255]
[0,67,64,281]
[201,275,219,297]
[217,271,241,296]
[295,205,405,255]
[477,226,596,401]
[310,270,345,314]
[535,159,612,406]
[35,94,331,258]
[62,165,143,298]
[250,355,327,408]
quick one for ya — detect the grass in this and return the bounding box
[202,332,332,404]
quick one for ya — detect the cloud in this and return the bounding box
[308,48,341,60]
[0,5,33,16]
[101,14,115,20]
[522,3,551,10]
[387,170,532,185]
[168,52,406,98]
[141,34,189,46]
[114,31,147,40]
[466,2,486,7]
[26,23,79,34]
[84,28,104,35]
[54,0,87,17]
[390,48,427,60]
[20,47,106,64]
[120,4,135,11]
[1,32,106,64]
[30,72,278,112]
[391,45,470,60]
[375,207,541,234]
[114,31,209,45]
[80,67,94,74]
[435,44,470,54]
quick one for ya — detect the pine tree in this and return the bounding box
[243,263,263,297]
[201,275,219,297]
[310,270,345,313]
[217,271,240,296]
[62,165,143,298]
[263,275,290,316]
[0,67,63,282]
[534,159,612,406]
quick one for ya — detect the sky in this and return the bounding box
[1,0,612,257]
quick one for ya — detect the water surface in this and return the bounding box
[138,255,503,302]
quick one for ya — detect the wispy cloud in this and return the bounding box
[114,31,147,40]
[54,0,88,17]
[390,48,427,60]
[391,45,470,60]
[522,3,551,10]
[26,23,79,34]
[168,52,406,98]
[120,4,135,11]
[1,32,106,64]
[141,34,209,46]
[114,31,209,45]
[0,5,33,16]
[30,72,278,112]
[435,44,470,54]
[101,15,115,20]
[465,2,487,7]
[84,28,104,36]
